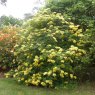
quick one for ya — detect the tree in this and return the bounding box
[24,13,33,20]
[0,15,23,28]
[0,0,7,5]
[45,0,95,31]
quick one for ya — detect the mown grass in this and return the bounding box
[0,78,95,95]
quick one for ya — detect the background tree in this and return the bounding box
[0,15,23,28]
[0,0,7,5]
[45,0,95,31]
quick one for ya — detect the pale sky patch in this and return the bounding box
[0,0,45,18]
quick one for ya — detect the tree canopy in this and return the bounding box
[45,0,95,31]
[0,15,23,28]
[0,0,7,5]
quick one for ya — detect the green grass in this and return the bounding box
[0,78,95,95]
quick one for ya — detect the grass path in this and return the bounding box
[0,78,95,95]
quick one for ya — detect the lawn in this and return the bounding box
[0,78,95,95]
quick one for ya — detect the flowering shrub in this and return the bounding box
[6,9,86,88]
[0,26,20,71]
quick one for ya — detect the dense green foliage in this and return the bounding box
[0,16,22,28]
[45,0,95,31]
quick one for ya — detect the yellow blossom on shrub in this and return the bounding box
[41,82,46,86]
[70,74,74,79]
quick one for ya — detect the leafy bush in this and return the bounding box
[6,9,86,88]
[0,26,20,71]
[79,28,95,81]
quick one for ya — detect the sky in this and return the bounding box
[0,0,45,19]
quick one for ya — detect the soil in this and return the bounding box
[0,72,4,78]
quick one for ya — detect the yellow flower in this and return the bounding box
[13,74,16,78]
[24,62,28,66]
[28,79,31,82]
[45,80,49,83]
[46,80,53,85]
[77,53,82,56]
[53,67,59,72]
[70,45,77,50]
[69,25,75,29]
[53,73,56,77]
[60,70,64,74]
[64,72,68,76]
[31,80,35,85]
[48,52,56,59]
[64,57,67,60]
[78,34,84,37]
[32,80,40,86]
[25,80,28,83]
[61,60,64,63]
[5,73,10,78]
[48,70,52,76]
[74,76,77,79]
[21,78,24,81]
[41,82,46,86]
[70,74,73,79]
[48,59,55,64]
[73,27,78,31]
[6,75,9,78]
[24,71,28,75]
[73,40,77,43]
[34,59,39,63]
[60,73,64,78]
[59,48,63,52]
[43,72,48,75]
[52,37,57,42]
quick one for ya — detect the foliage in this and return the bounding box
[45,0,95,31]
[45,0,95,81]
[0,26,20,71]
[78,28,95,81]
[24,13,33,20]
[5,9,86,88]
[0,15,23,28]
[0,0,6,5]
